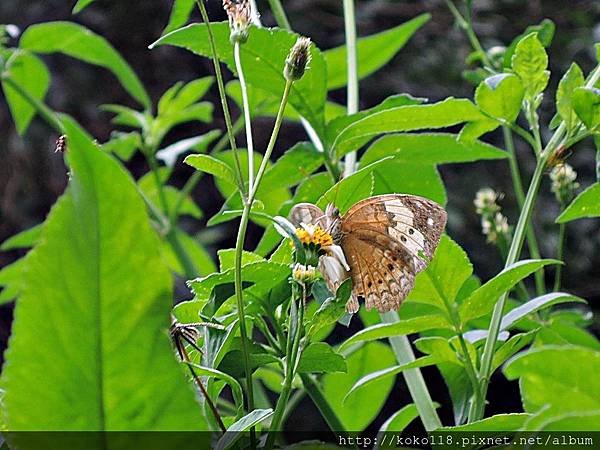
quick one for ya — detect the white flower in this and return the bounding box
[550,163,579,203]
[474,188,501,215]
[292,263,319,284]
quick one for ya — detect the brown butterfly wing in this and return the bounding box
[340,194,447,312]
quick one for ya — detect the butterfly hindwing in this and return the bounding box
[341,194,447,312]
[289,203,326,229]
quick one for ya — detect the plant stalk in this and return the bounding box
[234,42,255,191]
[300,373,348,434]
[267,0,291,29]
[195,0,246,199]
[553,202,567,292]
[342,0,359,178]
[380,312,442,431]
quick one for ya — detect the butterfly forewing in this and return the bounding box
[341,194,447,312]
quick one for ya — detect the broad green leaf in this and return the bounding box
[371,162,446,205]
[325,94,425,147]
[0,121,204,430]
[259,142,323,192]
[500,292,586,330]
[511,33,550,100]
[536,321,600,351]
[307,278,352,338]
[2,51,49,134]
[556,63,585,131]
[571,87,600,131]
[557,182,600,223]
[163,0,195,35]
[361,133,507,166]
[218,249,263,271]
[475,73,524,122]
[458,118,500,141]
[324,14,430,90]
[185,154,237,187]
[332,98,486,158]
[297,342,347,374]
[0,258,26,305]
[503,19,555,68]
[504,346,600,414]
[215,409,274,450]
[322,342,395,431]
[414,336,460,363]
[345,355,439,401]
[378,403,420,435]
[72,0,95,13]
[158,77,214,117]
[0,224,42,251]
[534,409,600,431]
[438,413,530,431]
[157,131,221,167]
[21,22,150,109]
[152,23,327,135]
[459,259,560,324]
[340,316,452,350]
[407,236,473,315]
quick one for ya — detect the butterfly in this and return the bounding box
[290,194,447,313]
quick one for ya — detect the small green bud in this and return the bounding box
[284,37,312,81]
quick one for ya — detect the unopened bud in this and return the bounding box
[292,263,319,284]
[223,0,251,44]
[284,37,311,81]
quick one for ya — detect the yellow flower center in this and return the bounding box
[295,226,333,247]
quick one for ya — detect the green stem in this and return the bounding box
[553,202,567,292]
[342,0,359,178]
[503,126,545,296]
[380,312,442,431]
[267,0,291,29]
[195,0,246,199]
[445,0,492,69]
[457,332,481,424]
[1,76,63,133]
[300,374,348,433]
[234,42,255,191]
[233,81,292,427]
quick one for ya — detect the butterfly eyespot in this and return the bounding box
[387,264,394,270]
[367,281,372,287]
[378,279,383,284]
[392,256,398,261]
[408,228,414,235]
[400,236,407,243]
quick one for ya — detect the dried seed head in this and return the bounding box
[223,0,252,44]
[284,37,312,81]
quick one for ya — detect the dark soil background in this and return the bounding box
[1,0,599,438]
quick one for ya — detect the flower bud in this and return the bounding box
[292,263,319,285]
[474,188,501,216]
[550,163,579,204]
[223,0,251,44]
[284,37,311,81]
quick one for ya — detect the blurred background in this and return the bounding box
[1,0,599,436]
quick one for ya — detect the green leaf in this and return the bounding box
[535,409,600,431]
[152,23,327,135]
[0,224,42,251]
[2,51,50,134]
[158,77,214,117]
[102,131,142,161]
[72,0,95,13]
[332,98,486,158]
[0,120,205,430]
[345,355,439,401]
[340,316,452,350]
[438,413,530,431]
[259,142,323,192]
[324,14,430,90]
[187,363,243,410]
[536,321,600,351]
[378,403,421,435]
[504,346,600,414]
[459,259,560,324]
[571,87,600,131]
[215,409,274,450]
[361,133,507,166]
[163,0,195,35]
[557,182,600,223]
[0,257,27,305]
[500,292,586,330]
[322,342,395,431]
[162,230,217,277]
[297,342,347,374]
[21,22,150,109]
[185,154,238,187]
[307,278,352,338]
[511,33,550,100]
[492,330,537,372]
[458,118,500,141]
[475,73,524,122]
[101,104,150,130]
[503,19,555,69]
[407,236,473,315]
[371,162,446,205]
[556,63,585,131]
